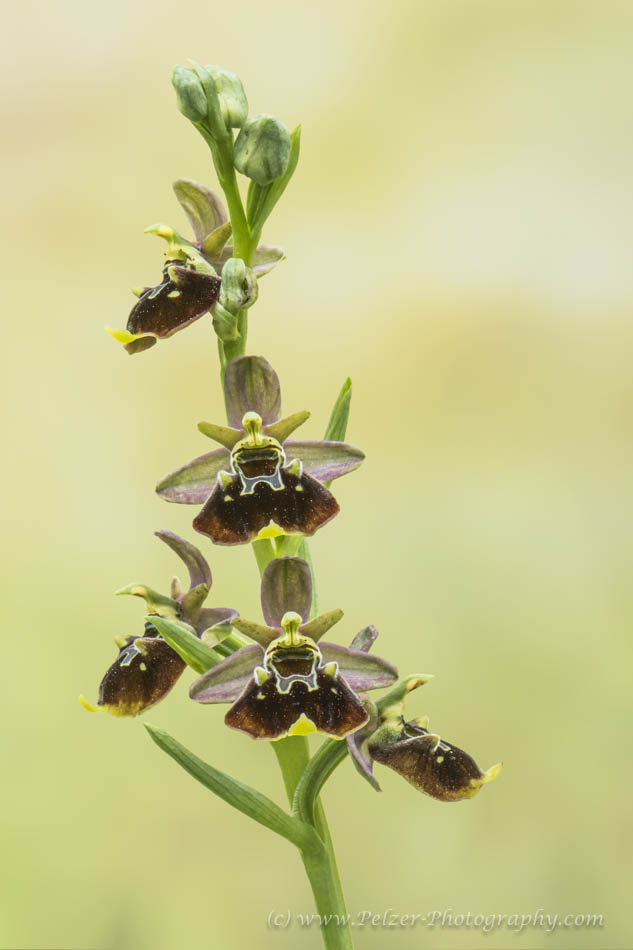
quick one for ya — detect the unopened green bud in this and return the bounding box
[204,65,248,129]
[171,66,208,123]
[234,114,291,185]
[219,258,259,314]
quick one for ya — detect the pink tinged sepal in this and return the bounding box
[283,440,364,483]
[189,644,265,704]
[172,178,228,243]
[156,448,231,505]
[346,701,382,792]
[224,355,281,428]
[260,557,312,626]
[212,243,285,277]
[318,643,398,692]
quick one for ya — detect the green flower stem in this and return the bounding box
[252,541,352,949]
[196,125,258,372]
[273,737,353,950]
[293,739,349,825]
[207,131,356,942]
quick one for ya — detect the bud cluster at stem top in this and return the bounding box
[172,63,291,188]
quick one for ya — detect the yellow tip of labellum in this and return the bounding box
[482,762,503,784]
[287,713,318,737]
[79,694,102,713]
[105,326,149,346]
[256,521,285,540]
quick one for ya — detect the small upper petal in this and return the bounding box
[349,625,379,653]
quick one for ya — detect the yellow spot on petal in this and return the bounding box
[223,495,232,502]
[139,662,147,672]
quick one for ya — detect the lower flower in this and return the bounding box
[189,557,398,739]
[89,622,186,717]
[368,717,502,802]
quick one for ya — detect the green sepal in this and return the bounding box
[172,178,227,243]
[246,125,301,236]
[115,584,179,618]
[145,724,320,850]
[148,615,223,674]
[324,378,352,442]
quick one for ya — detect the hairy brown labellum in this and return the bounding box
[192,468,339,545]
[127,264,221,338]
[225,660,368,739]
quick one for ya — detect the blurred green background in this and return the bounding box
[3,0,632,947]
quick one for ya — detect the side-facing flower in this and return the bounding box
[80,531,236,717]
[107,179,284,355]
[365,678,502,802]
[156,355,365,545]
[189,557,398,739]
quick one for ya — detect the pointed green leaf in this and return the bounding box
[145,724,319,850]
[148,615,223,674]
[324,378,352,442]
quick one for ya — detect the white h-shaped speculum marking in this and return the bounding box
[232,445,286,494]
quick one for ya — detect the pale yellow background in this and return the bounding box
[2,1,632,948]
